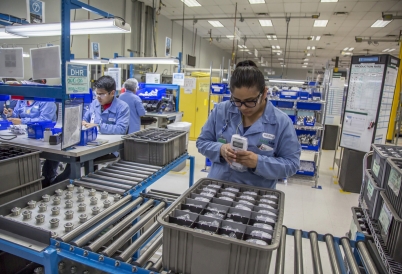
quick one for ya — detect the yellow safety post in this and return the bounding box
[387,45,402,141]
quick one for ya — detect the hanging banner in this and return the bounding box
[165,37,171,57]
[91,42,100,59]
[26,0,45,23]
[66,62,89,94]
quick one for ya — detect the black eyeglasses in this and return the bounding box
[230,93,262,108]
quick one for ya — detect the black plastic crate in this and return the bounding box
[0,144,41,194]
[371,144,402,187]
[363,169,384,220]
[122,128,187,166]
[378,192,402,264]
[0,177,42,205]
[383,158,402,217]
[349,207,372,240]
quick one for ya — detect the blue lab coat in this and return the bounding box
[11,101,57,124]
[83,98,129,135]
[0,100,18,119]
[196,100,301,189]
[119,90,146,134]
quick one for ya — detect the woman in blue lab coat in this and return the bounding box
[196,60,301,189]
[4,100,57,124]
[119,78,146,134]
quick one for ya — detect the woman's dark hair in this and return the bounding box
[230,60,265,94]
[29,78,47,84]
[94,75,116,92]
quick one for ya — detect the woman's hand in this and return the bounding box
[234,150,258,169]
[8,118,21,125]
[220,143,236,164]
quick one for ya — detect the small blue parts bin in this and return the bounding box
[0,120,12,130]
[27,121,56,139]
[210,83,228,94]
[78,126,98,146]
[137,87,167,100]
[296,160,316,176]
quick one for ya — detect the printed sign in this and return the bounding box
[172,73,185,86]
[91,42,100,59]
[106,68,122,90]
[184,77,196,94]
[388,167,401,197]
[26,0,45,23]
[146,73,161,84]
[165,37,171,57]
[66,62,89,94]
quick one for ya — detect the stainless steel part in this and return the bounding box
[11,207,21,216]
[50,218,59,228]
[113,162,160,172]
[65,200,73,208]
[42,194,50,202]
[89,189,97,196]
[101,191,108,199]
[57,195,132,243]
[22,210,31,220]
[119,160,162,170]
[38,203,47,212]
[102,167,148,180]
[309,231,323,274]
[71,198,143,247]
[79,177,132,191]
[65,210,74,219]
[90,197,98,205]
[64,222,74,232]
[51,207,60,216]
[356,241,379,274]
[100,201,166,257]
[65,191,73,199]
[78,203,86,212]
[73,180,126,195]
[53,197,61,205]
[116,222,161,262]
[88,173,139,186]
[113,194,122,201]
[149,256,163,272]
[132,233,163,266]
[103,199,111,208]
[92,206,100,215]
[85,198,153,252]
[274,226,287,274]
[55,189,63,196]
[110,164,154,176]
[294,230,304,274]
[51,232,58,238]
[77,194,85,202]
[340,238,359,274]
[34,267,44,274]
[67,184,75,191]
[324,234,341,274]
[144,261,154,270]
[35,214,45,224]
[79,214,87,223]
[96,170,143,183]
[77,186,84,193]
[27,200,36,209]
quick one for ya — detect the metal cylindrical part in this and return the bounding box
[79,214,88,223]
[78,203,86,212]
[77,193,85,202]
[88,188,97,196]
[80,178,131,191]
[38,203,47,212]
[65,191,73,199]
[35,214,45,224]
[144,261,154,270]
[67,184,75,191]
[22,210,32,220]
[294,230,304,274]
[110,164,154,176]
[340,237,359,274]
[116,222,161,262]
[356,241,379,274]
[100,202,165,257]
[133,234,163,266]
[64,222,74,232]
[74,180,126,195]
[102,167,148,180]
[113,162,159,172]
[324,234,341,274]
[57,195,132,243]
[49,218,59,228]
[71,198,143,247]
[88,173,138,186]
[274,226,287,274]
[309,231,323,274]
[65,200,73,208]
[11,207,21,216]
[28,200,36,209]
[86,199,154,252]
[42,194,50,202]
[96,170,143,182]
[55,189,63,196]
[113,194,122,201]
[77,186,84,193]
[103,199,111,208]
[52,207,60,216]
[65,210,74,219]
[92,206,100,215]
[90,197,98,205]
[53,197,61,205]
[119,160,162,170]
[101,191,108,199]
[149,256,163,272]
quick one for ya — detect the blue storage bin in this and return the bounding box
[312,91,322,99]
[27,121,56,139]
[296,101,321,110]
[78,126,98,146]
[52,128,62,135]
[33,97,56,102]
[0,95,10,101]
[210,83,227,94]
[299,91,310,100]
[269,100,278,106]
[296,161,315,176]
[206,158,212,167]
[0,120,12,130]
[137,87,166,100]
[277,101,295,108]
[304,117,316,126]
[300,139,320,151]
[279,90,298,99]
[288,115,296,125]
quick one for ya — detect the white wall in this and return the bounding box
[0,0,231,83]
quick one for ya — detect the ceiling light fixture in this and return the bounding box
[110,57,179,65]
[247,52,252,54]
[321,0,338,2]
[249,0,265,4]
[5,19,131,37]
[307,46,311,50]
[71,58,109,64]
[371,20,392,28]
[277,53,281,55]
[316,36,321,40]
[348,48,354,51]
[304,62,308,65]
[302,65,307,68]
[208,21,224,27]
[304,59,309,61]
[382,49,390,52]
[388,49,395,52]
[307,53,311,56]
[0,28,27,39]
[267,35,272,40]
[314,20,328,27]
[343,47,349,51]
[312,46,316,50]
[278,58,284,60]
[23,52,30,58]
[273,35,277,40]
[181,0,201,7]
[269,79,305,84]
[259,20,273,27]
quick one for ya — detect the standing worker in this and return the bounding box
[119,78,146,134]
[196,60,301,189]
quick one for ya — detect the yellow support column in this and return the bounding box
[387,46,402,141]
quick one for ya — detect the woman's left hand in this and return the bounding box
[234,150,258,169]
[8,118,22,125]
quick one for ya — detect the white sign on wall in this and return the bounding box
[0,48,24,79]
[105,68,122,90]
[172,73,185,86]
[26,0,45,23]
[146,73,161,84]
[91,42,100,59]
[66,62,89,94]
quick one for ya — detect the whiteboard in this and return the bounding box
[340,63,384,152]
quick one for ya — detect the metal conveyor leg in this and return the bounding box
[309,231,323,274]
[275,226,287,274]
[294,229,304,274]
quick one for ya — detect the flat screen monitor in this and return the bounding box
[186,54,196,67]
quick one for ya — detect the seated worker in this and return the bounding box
[119,78,146,134]
[43,75,130,185]
[196,60,300,189]
[0,99,18,120]
[4,100,57,124]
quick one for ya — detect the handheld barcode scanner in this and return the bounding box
[230,134,248,172]
[5,100,10,109]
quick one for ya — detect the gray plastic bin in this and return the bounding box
[371,144,402,187]
[0,177,43,205]
[122,128,187,166]
[362,169,384,220]
[157,178,284,274]
[0,144,41,194]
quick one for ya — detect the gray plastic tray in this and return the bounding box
[371,144,402,187]
[383,158,402,217]
[157,178,284,274]
[362,169,384,220]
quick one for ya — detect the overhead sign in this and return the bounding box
[66,62,89,94]
[172,73,185,86]
[165,37,171,57]
[91,42,100,59]
[26,0,45,23]
[105,68,122,90]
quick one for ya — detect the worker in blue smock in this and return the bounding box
[196,60,301,189]
[0,100,17,120]
[4,100,57,124]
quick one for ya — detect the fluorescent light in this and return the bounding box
[181,0,201,7]
[0,28,27,39]
[278,58,284,60]
[311,36,315,40]
[277,53,281,55]
[273,35,277,40]
[110,57,179,65]
[307,46,311,50]
[343,47,349,51]
[382,48,390,52]
[312,46,316,50]
[208,21,223,27]
[341,51,353,56]
[272,50,282,53]
[226,35,235,39]
[388,49,395,52]
[321,0,338,2]
[247,52,252,54]
[71,58,109,64]
[304,59,309,61]
[281,65,286,67]
[276,45,280,49]
[302,65,307,68]
[314,20,328,27]
[269,79,305,84]
[307,53,311,56]
[348,48,354,51]
[6,19,131,37]
[316,36,321,41]
[259,20,273,27]
[371,20,392,28]
[249,0,265,3]
[237,45,247,49]
[304,62,308,65]
[240,49,250,52]
[23,53,30,58]
[267,35,272,40]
